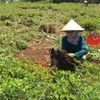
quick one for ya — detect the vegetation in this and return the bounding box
[0,2,100,99]
[0,0,100,3]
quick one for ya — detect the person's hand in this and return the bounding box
[68,53,75,58]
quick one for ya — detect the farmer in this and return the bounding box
[61,19,88,60]
[84,0,88,6]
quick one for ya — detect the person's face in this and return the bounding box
[66,31,78,38]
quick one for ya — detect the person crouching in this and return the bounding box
[61,19,88,60]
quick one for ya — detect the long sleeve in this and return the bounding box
[62,36,67,50]
[74,37,88,58]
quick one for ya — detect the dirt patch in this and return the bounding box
[17,22,63,65]
[17,38,53,64]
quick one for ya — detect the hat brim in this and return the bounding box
[60,29,84,32]
[60,19,84,32]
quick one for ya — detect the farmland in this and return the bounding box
[0,2,100,99]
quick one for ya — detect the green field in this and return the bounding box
[0,2,100,100]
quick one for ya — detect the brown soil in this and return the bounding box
[17,22,64,69]
[17,38,53,65]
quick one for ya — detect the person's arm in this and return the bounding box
[62,36,67,50]
[74,36,88,58]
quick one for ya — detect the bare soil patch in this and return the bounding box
[17,38,53,64]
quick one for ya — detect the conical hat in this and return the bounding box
[61,19,84,32]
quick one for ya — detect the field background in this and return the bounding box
[0,2,100,100]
